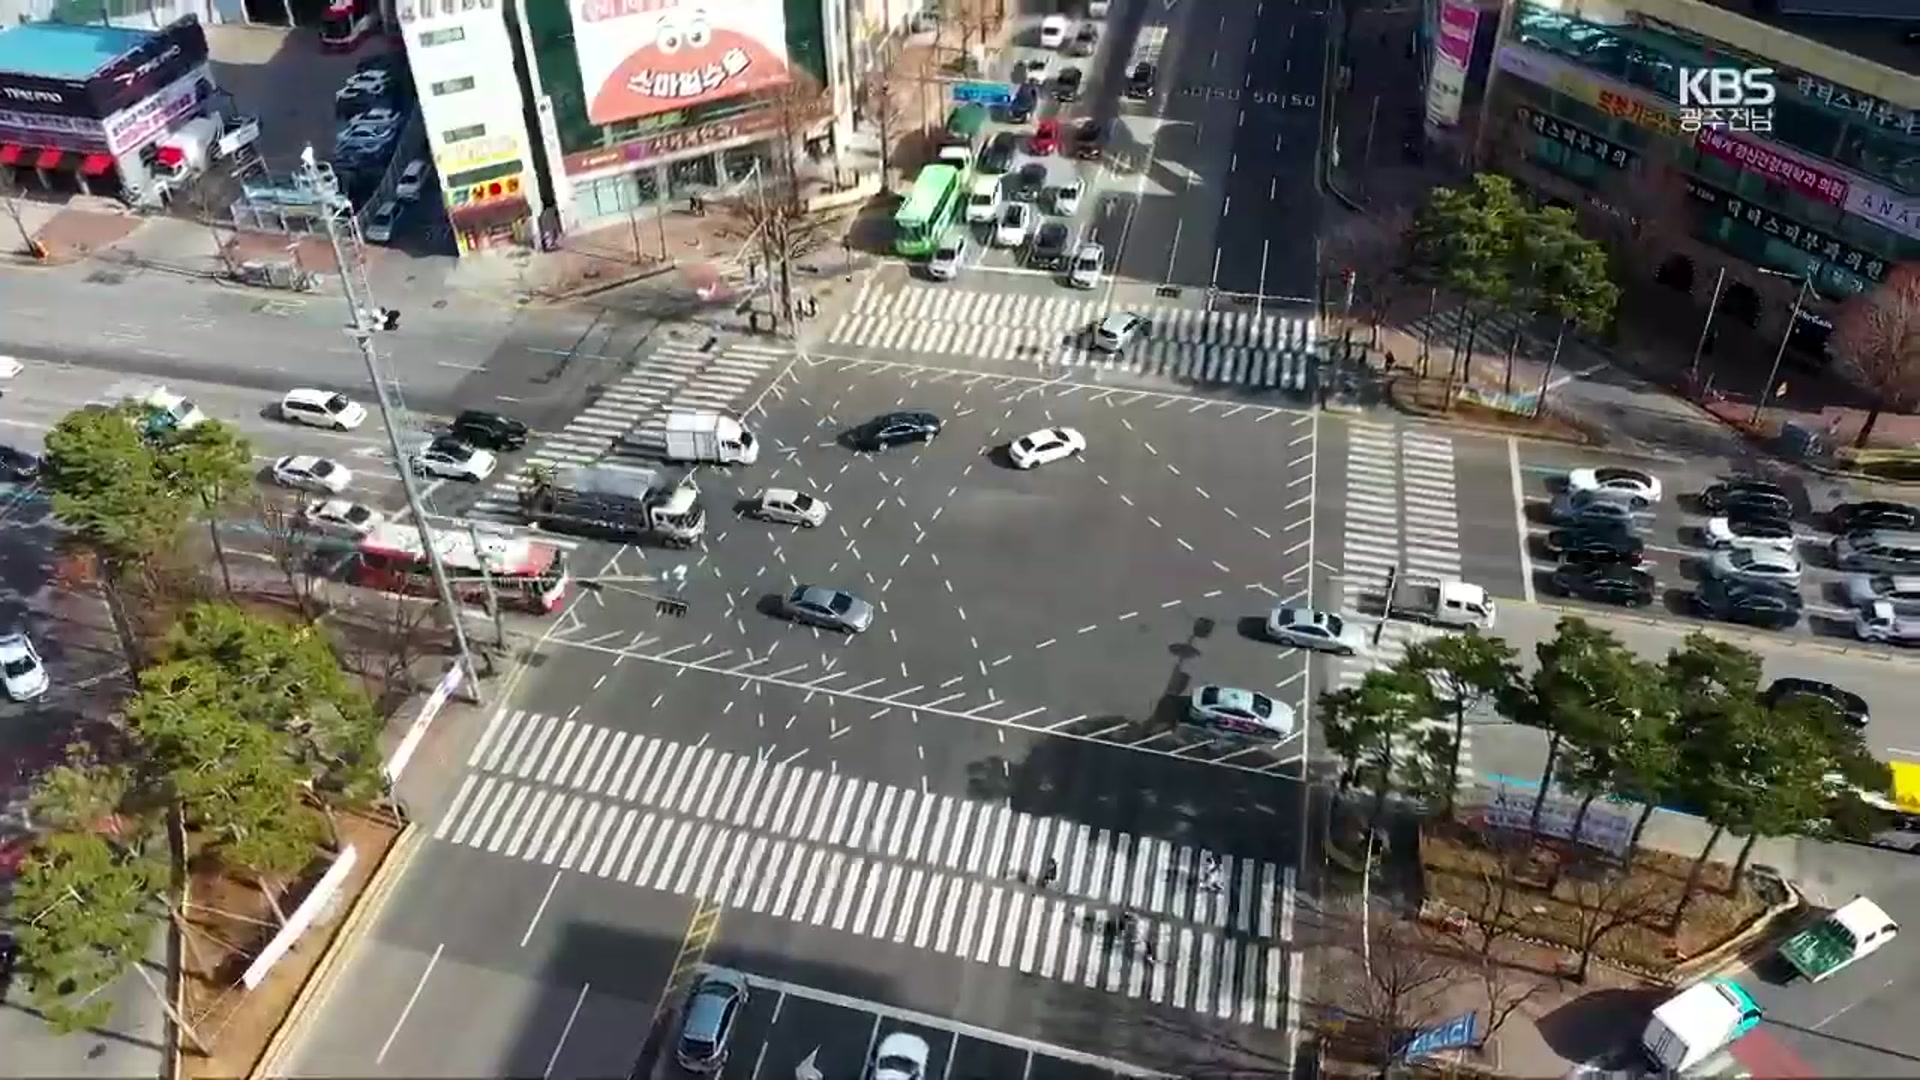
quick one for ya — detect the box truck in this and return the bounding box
[662,410,759,465]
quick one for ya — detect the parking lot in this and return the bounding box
[652,969,1166,1080]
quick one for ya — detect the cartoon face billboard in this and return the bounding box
[574,0,792,125]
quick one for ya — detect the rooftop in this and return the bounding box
[0,21,153,81]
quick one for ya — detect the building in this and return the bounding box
[1478,0,1920,353]
[396,0,544,252]
[0,15,222,202]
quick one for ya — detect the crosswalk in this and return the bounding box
[827,287,1320,393]
[1335,421,1471,776]
[465,340,787,525]
[436,709,1297,1029]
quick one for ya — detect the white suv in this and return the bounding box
[1038,14,1070,48]
[280,388,368,431]
[928,229,968,281]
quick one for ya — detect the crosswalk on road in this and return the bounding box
[1335,421,1471,776]
[464,340,786,525]
[827,287,1319,392]
[436,709,1298,1029]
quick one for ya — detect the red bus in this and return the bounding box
[319,0,380,51]
[354,523,570,614]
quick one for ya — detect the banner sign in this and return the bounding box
[1687,179,1890,284]
[564,100,786,174]
[573,0,792,125]
[1402,1012,1478,1060]
[1437,0,1479,68]
[1696,127,1848,206]
[1472,782,1630,855]
[1516,105,1633,169]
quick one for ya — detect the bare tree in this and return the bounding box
[1321,914,1463,1068]
[1830,263,1920,448]
[186,183,242,278]
[255,496,326,622]
[940,0,1001,74]
[716,74,836,321]
[1447,848,1531,962]
[0,172,34,257]
[1322,207,1414,348]
[1561,856,1665,983]
[1473,958,1549,1052]
[859,66,905,180]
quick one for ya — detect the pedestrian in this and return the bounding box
[1042,857,1059,887]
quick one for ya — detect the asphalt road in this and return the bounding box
[284,353,1315,1079]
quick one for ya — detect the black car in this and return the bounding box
[1707,510,1796,549]
[0,444,40,482]
[449,409,528,451]
[1714,488,1794,522]
[1030,222,1071,268]
[1006,83,1038,123]
[1700,478,1790,514]
[852,411,942,450]
[1126,61,1156,99]
[1074,119,1106,159]
[1831,500,1920,534]
[1763,677,1870,727]
[981,131,1019,173]
[1549,563,1656,607]
[1012,162,1048,201]
[1695,578,1802,629]
[1554,529,1645,568]
[1055,67,1084,101]
[1541,523,1640,558]
[1070,23,1100,55]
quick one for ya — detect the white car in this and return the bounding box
[334,71,388,101]
[1566,466,1663,507]
[870,1032,930,1080]
[964,176,1001,224]
[1092,311,1150,351]
[394,159,431,201]
[1008,426,1085,469]
[1187,684,1296,738]
[1263,606,1364,656]
[411,437,498,481]
[1703,514,1797,553]
[928,229,967,281]
[300,498,384,538]
[347,106,400,128]
[271,454,352,494]
[755,487,829,527]
[365,201,400,243]
[1053,178,1083,216]
[1037,14,1070,48]
[0,632,47,701]
[280,388,368,431]
[1068,242,1102,289]
[1018,55,1050,84]
[995,202,1032,248]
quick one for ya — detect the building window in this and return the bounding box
[444,124,487,142]
[418,26,465,45]
[432,75,477,96]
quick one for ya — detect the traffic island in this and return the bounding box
[1387,373,1602,446]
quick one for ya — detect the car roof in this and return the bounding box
[1732,547,1796,566]
[0,632,30,655]
[1098,311,1138,331]
[285,387,335,403]
[877,1032,929,1056]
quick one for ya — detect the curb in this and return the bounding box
[1673,883,1802,984]
[247,820,427,1080]
[1528,596,1907,664]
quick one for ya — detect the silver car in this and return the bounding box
[780,585,874,633]
[1843,573,1920,611]
[1548,489,1641,529]
[1263,606,1363,656]
[1186,685,1296,738]
[1091,311,1150,352]
[1707,546,1803,588]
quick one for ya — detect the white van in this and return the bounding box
[964,175,1002,223]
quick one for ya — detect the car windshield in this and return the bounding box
[311,460,337,476]
[324,393,351,412]
[876,1056,920,1074]
[343,505,371,524]
[1198,686,1220,707]
[1321,613,1345,636]
[432,440,469,459]
[3,655,34,677]
[1249,694,1274,719]
[936,244,960,260]
[1595,468,1640,483]
[790,494,814,511]
[1076,252,1097,268]
[829,593,854,614]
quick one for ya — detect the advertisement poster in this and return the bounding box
[1437,0,1480,68]
[573,0,792,125]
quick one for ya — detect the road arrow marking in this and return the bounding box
[796,1049,823,1080]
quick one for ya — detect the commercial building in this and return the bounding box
[0,15,222,202]
[1478,0,1920,352]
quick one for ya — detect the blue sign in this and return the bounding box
[951,82,1013,105]
[1400,1012,1477,1060]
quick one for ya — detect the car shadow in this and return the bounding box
[754,593,788,619]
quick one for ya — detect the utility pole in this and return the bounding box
[300,145,485,704]
[465,522,508,651]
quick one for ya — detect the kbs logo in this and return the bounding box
[1677,68,1776,134]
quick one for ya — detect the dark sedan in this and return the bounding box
[1699,478,1790,514]
[981,132,1018,173]
[1714,488,1794,522]
[1549,528,1645,567]
[1055,67,1083,101]
[1011,162,1048,201]
[1694,578,1803,629]
[851,411,942,451]
[1074,119,1106,159]
[1030,222,1071,268]
[0,444,40,482]
[1125,61,1156,99]
[1549,564,1656,607]
[449,409,528,451]
[1830,500,1919,534]
[1763,677,1869,727]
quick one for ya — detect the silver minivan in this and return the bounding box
[1832,529,1920,573]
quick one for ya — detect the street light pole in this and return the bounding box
[1689,265,1727,393]
[301,146,485,704]
[1751,268,1814,428]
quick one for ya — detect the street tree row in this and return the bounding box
[4,402,385,1038]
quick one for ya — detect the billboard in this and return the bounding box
[1425,0,1479,128]
[573,0,792,125]
[0,16,207,121]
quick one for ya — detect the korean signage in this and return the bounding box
[1516,106,1633,169]
[1792,73,1920,138]
[1676,67,1776,133]
[564,100,786,175]
[0,16,207,121]
[434,132,522,174]
[0,114,108,152]
[1425,0,1480,128]
[1436,0,1478,67]
[1475,783,1630,854]
[573,0,793,125]
[1687,179,1890,284]
[102,65,209,156]
[1497,46,1683,138]
[1695,128,1847,205]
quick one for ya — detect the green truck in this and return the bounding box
[937,104,988,167]
[1779,896,1899,982]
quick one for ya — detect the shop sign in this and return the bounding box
[0,116,108,152]
[1686,179,1889,283]
[0,109,106,139]
[90,17,209,118]
[102,66,208,156]
[1792,74,1920,138]
[563,102,784,175]
[1497,46,1682,138]
[1695,127,1847,206]
[1516,106,1633,169]
[434,132,521,174]
[572,0,793,125]
[1676,67,1776,133]
[1846,183,1920,244]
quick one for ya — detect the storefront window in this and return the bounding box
[637,169,660,205]
[667,155,718,194]
[1525,136,1604,187]
[723,146,766,182]
[575,171,663,219]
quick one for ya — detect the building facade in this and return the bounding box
[396,0,544,252]
[1480,0,1920,351]
[0,16,221,204]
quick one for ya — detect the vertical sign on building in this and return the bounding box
[1426,0,1480,128]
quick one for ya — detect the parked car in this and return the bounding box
[1068,242,1103,289]
[1006,82,1038,123]
[280,388,368,431]
[0,444,42,481]
[1703,512,1798,553]
[394,158,431,200]
[1037,13,1070,47]
[675,969,749,1072]
[1700,478,1790,514]
[1548,563,1656,607]
[1012,161,1048,200]
[754,488,829,527]
[1831,500,1919,534]
[1030,222,1071,268]
[1070,22,1100,55]
[1546,526,1645,567]
[1055,66,1084,101]
[0,631,48,700]
[852,411,942,450]
[1126,61,1156,98]
[995,202,1033,247]
[365,200,401,243]
[1707,546,1803,588]
[1842,573,1920,611]
[1715,488,1795,523]
[1763,677,1869,727]
[1566,466,1663,506]
[928,229,967,280]
[1074,118,1106,158]
[410,437,498,481]
[1031,118,1061,154]
[300,498,384,539]
[1548,489,1642,529]
[1263,606,1363,655]
[870,1032,931,1080]
[780,585,875,633]
[982,131,1019,173]
[1007,426,1085,469]
[1186,684,1295,738]
[1053,177,1083,215]
[449,409,529,451]
[1016,55,1050,84]
[271,454,352,494]
[1695,578,1803,629]
[1091,311,1150,351]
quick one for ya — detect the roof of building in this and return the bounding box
[0,21,154,81]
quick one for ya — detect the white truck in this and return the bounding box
[154,115,222,183]
[518,464,705,548]
[661,410,759,465]
[1641,979,1764,1073]
[1385,575,1496,629]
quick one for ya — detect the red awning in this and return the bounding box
[33,148,62,170]
[0,144,21,167]
[79,153,114,177]
[154,144,185,167]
